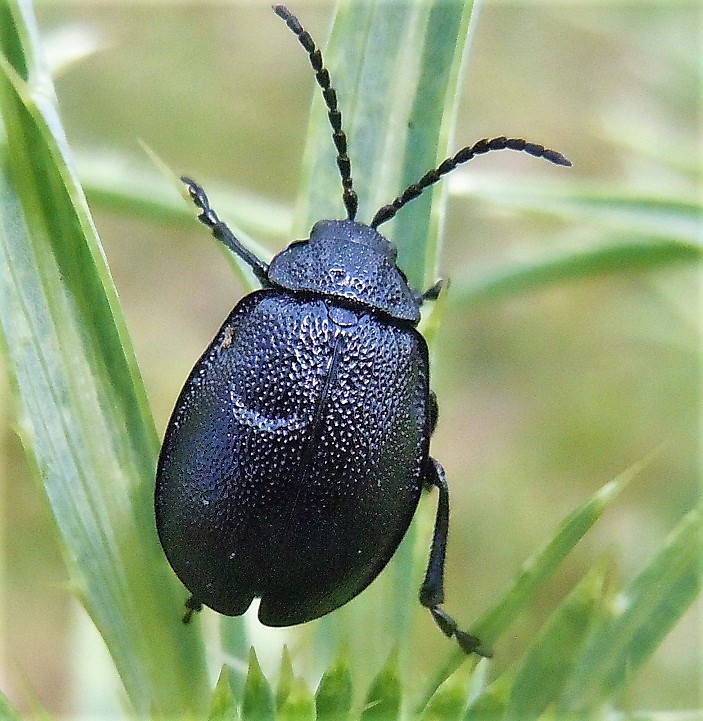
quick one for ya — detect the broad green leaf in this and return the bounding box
[502,563,607,721]
[242,648,276,721]
[315,647,354,721]
[0,0,207,715]
[559,505,703,713]
[361,649,402,721]
[419,455,650,708]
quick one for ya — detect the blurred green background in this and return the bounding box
[1,0,699,716]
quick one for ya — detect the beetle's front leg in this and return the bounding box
[181,176,270,287]
[420,457,491,656]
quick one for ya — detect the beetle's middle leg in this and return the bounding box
[420,457,491,656]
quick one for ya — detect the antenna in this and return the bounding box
[273,5,358,221]
[371,136,571,228]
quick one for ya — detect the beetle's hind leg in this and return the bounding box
[420,458,491,657]
[180,176,270,286]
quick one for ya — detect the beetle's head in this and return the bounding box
[310,219,397,261]
[267,217,420,323]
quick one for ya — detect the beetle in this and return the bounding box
[154,4,570,656]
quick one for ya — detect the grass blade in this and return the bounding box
[417,455,650,710]
[361,649,402,721]
[502,563,607,721]
[559,505,703,713]
[0,0,207,713]
[315,648,354,721]
[0,691,22,721]
[293,0,476,670]
[242,649,276,721]
[296,0,476,286]
[419,661,476,721]
[452,234,702,304]
[278,678,316,721]
[460,179,701,244]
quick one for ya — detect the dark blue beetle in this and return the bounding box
[154,5,569,655]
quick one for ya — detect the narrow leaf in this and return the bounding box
[0,0,207,714]
[292,0,476,665]
[242,649,276,721]
[361,649,402,721]
[209,667,239,721]
[503,563,608,721]
[77,150,291,242]
[0,691,22,721]
[453,235,702,305]
[315,648,354,721]
[297,0,475,285]
[278,677,316,721]
[419,455,650,708]
[419,660,475,721]
[276,646,295,711]
[463,672,512,721]
[459,179,702,244]
[560,506,703,712]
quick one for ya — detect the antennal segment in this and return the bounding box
[273,5,358,221]
[371,136,571,229]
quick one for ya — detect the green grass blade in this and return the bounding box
[449,177,701,304]
[385,1,477,289]
[294,0,475,669]
[465,459,647,644]
[463,673,512,721]
[452,234,702,304]
[296,0,475,286]
[419,661,476,721]
[461,179,701,244]
[559,505,703,713]
[360,649,402,721]
[208,668,239,721]
[278,678,316,721]
[502,563,607,721]
[0,691,22,721]
[417,456,649,710]
[276,646,296,712]
[315,648,354,721]
[0,0,207,714]
[242,649,276,721]
[76,150,288,253]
